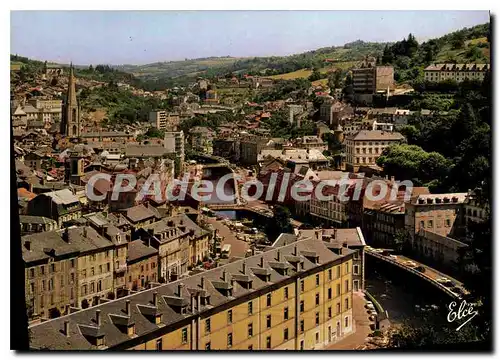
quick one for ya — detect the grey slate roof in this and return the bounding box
[28,237,355,350]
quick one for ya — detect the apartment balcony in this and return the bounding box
[114,264,127,274]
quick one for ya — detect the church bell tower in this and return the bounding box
[60,64,80,138]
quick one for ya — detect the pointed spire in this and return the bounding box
[67,62,77,105]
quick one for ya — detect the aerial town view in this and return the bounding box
[10,10,492,351]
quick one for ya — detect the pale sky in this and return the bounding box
[10,10,490,65]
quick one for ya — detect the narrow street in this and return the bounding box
[326,291,374,350]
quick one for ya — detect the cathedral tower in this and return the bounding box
[60,64,80,137]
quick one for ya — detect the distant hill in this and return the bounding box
[12,22,490,90]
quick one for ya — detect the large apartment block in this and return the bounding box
[29,238,356,350]
[423,63,490,83]
[345,130,405,172]
[352,66,394,94]
[149,110,180,131]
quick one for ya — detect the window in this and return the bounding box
[266,336,271,349]
[345,316,349,328]
[315,274,320,286]
[227,333,233,348]
[284,286,289,299]
[336,303,341,314]
[141,265,144,272]
[345,280,349,292]
[156,338,162,350]
[248,301,253,315]
[284,307,289,320]
[328,288,332,300]
[50,264,55,273]
[248,345,253,350]
[353,251,359,260]
[300,280,304,292]
[205,319,211,333]
[248,323,253,337]
[227,309,232,324]
[428,220,433,228]
[97,280,102,292]
[182,328,188,344]
[336,266,340,279]
[345,263,350,274]
[315,293,320,306]
[345,298,349,310]
[315,332,319,344]
[70,273,75,283]
[205,342,211,350]
[284,328,289,341]
[446,219,451,227]
[29,268,34,278]
[300,320,304,332]
[40,295,44,307]
[99,265,102,274]
[266,314,272,328]
[60,276,64,287]
[70,288,74,299]
[267,293,272,307]
[300,300,304,313]
[328,306,332,319]
[82,269,86,278]
[91,267,94,276]
[41,266,45,275]
[315,312,320,326]
[353,265,359,275]
[48,278,53,291]
[420,221,425,229]
[300,340,304,350]
[70,259,75,268]
[90,282,95,293]
[328,269,332,280]
[107,263,111,272]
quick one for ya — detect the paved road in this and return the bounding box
[205,216,249,258]
[326,291,375,350]
[365,247,467,297]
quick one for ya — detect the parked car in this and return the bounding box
[416,266,426,273]
[436,277,450,284]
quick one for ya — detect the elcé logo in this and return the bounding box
[447,300,478,331]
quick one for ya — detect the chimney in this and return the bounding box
[153,292,158,307]
[200,276,205,290]
[125,300,130,316]
[333,229,337,239]
[251,248,255,256]
[62,227,69,242]
[260,257,264,268]
[96,310,101,327]
[178,283,185,296]
[277,250,281,262]
[24,241,31,251]
[222,270,227,282]
[293,245,298,256]
[64,320,70,337]
[242,262,247,274]
[83,227,87,238]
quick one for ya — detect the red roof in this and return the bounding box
[18,188,36,200]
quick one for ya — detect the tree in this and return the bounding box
[308,69,322,82]
[266,205,293,241]
[327,69,343,90]
[451,31,466,49]
[376,144,452,190]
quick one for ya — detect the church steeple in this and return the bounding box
[60,62,80,137]
[67,63,77,105]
